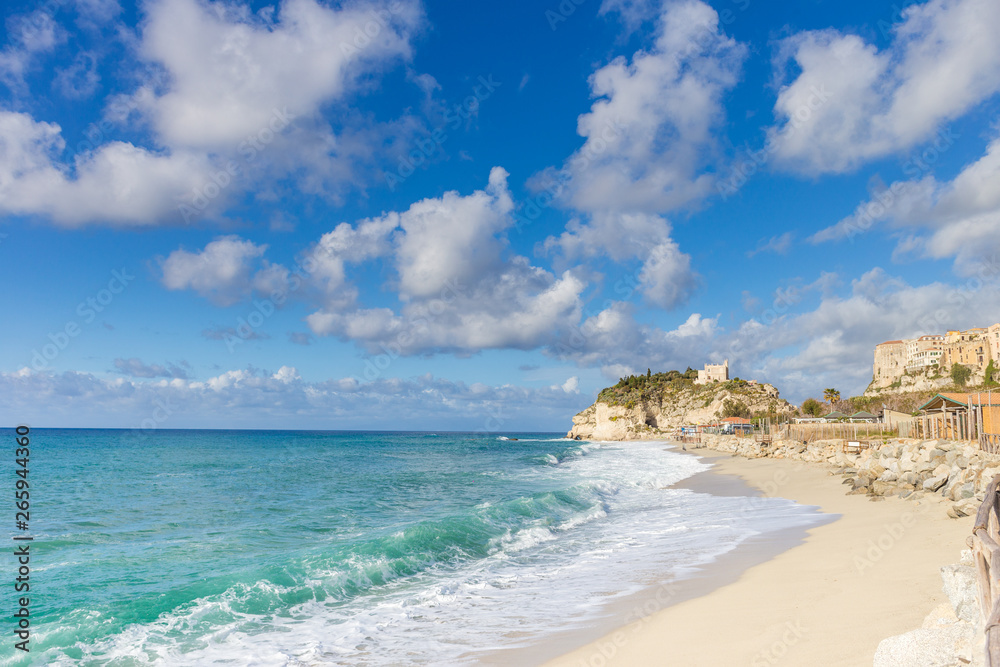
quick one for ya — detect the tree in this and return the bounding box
[721,399,751,419]
[986,360,999,388]
[801,398,824,417]
[951,363,972,387]
[823,388,841,404]
[647,368,651,378]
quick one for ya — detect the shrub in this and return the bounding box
[986,360,998,387]
[721,399,751,419]
[951,363,972,387]
[801,398,824,417]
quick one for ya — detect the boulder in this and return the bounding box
[956,483,976,500]
[872,481,897,496]
[923,475,948,492]
[872,625,976,667]
[940,563,980,625]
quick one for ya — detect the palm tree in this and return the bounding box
[823,388,841,404]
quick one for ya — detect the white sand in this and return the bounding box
[537,450,975,667]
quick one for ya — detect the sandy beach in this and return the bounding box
[533,446,976,667]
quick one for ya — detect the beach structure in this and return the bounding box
[822,411,848,421]
[721,416,752,434]
[916,392,1000,450]
[695,359,729,385]
[848,411,878,423]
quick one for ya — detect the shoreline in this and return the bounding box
[524,441,974,666]
[478,444,830,666]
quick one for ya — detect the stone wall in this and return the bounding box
[699,434,1000,518]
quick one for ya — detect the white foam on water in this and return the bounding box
[47,441,824,666]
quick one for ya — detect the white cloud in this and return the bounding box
[560,376,580,393]
[0,110,218,226]
[73,0,123,26]
[137,0,421,149]
[160,235,267,305]
[536,0,741,311]
[395,166,512,298]
[637,238,697,308]
[0,0,425,227]
[542,0,745,215]
[304,168,588,354]
[0,10,65,90]
[718,267,1000,398]
[543,212,697,309]
[812,134,1000,275]
[599,0,659,30]
[0,367,587,431]
[768,0,1000,174]
[550,303,721,373]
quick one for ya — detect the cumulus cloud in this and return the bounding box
[544,212,697,309]
[137,0,420,149]
[535,0,742,310]
[560,376,580,393]
[0,111,218,226]
[811,134,1000,276]
[768,0,1000,174]
[160,236,267,305]
[539,0,744,214]
[0,0,424,227]
[304,168,587,354]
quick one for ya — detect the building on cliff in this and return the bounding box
[873,341,906,384]
[695,359,729,384]
[872,324,1000,389]
[905,335,944,372]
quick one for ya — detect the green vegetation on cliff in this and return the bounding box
[596,369,783,419]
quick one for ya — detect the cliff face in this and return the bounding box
[866,367,952,396]
[567,379,794,441]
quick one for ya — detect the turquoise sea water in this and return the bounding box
[2,430,823,665]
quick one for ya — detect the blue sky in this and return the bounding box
[2,0,1000,430]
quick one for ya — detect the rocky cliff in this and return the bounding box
[566,376,795,440]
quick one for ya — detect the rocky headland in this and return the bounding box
[567,373,794,440]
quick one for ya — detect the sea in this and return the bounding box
[1,429,825,666]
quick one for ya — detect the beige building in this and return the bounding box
[906,335,944,372]
[695,360,729,384]
[873,340,907,384]
[940,337,992,371]
[872,324,1000,388]
[945,328,988,344]
[990,324,1000,364]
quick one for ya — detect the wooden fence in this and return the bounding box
[970,475,1000,665]
[780,423,897,443]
